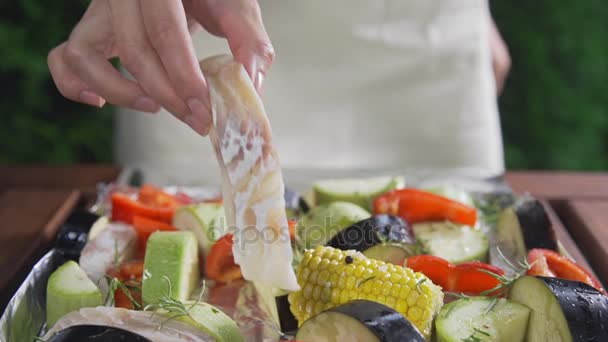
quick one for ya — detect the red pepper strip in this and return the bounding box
[527,249,606,295]
[114,287,142,310]
[138,184,184,208]
[111,193,174,224]
[407,255,504,295]
[373,188,477,226]
[288,219,297,241]
[132,216,177,255]
[120,260,145,280]
[206,234,243,283]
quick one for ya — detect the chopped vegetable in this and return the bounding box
[435,297,530,342]
[527,248,606,295]
[373,188,477,225]
[509,276,608,342]
[142,231,200,306]
[111,193,174,224]
[132,215,177,254]
[172,203,226,256]
[313,176,404,210]
[327,215,415,266]
[206,234,243,283]
[413,222,488,263]
[138,184,183,209]
[298,201,371,249]
[406,255,504,295]
[288,246,444,339]
[288,219,297,241]
[296,300,425,342]
[120,260,145,280]
[494,197,557,267]
[46,261,103,328]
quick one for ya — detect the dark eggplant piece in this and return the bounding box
[495,197,557,263]
[275,294,298,333]
[55,210,100,261]
[509,276,608,342]
[284,188,310,215]
[46,325,151,342]
[327,215,415,264]
[296,300,425,342]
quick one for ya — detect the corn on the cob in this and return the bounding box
[288,246,444,339]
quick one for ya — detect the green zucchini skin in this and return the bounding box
[509,276,608,342]
[327,215,413,252]
[514,198,557,251]
[296,300,425,342]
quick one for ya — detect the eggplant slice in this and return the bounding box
[47,325,151,342]
[296,300,425,342]
[494,197,557,267]
[327,215,415,264]
[509,276,608,342]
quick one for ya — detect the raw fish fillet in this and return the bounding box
[79,223,137,297]
[200,55,299,291]
[43,307,214,341]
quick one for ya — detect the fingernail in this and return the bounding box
[133,96,160,113]
[184,114,209,136]
[79,90,105,108]
[254,71,264,93]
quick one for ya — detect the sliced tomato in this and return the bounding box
[407,255,504,295]
[111,193,174,224]
[527,249,606,295]
[132,216,177,254]
[373,188,477,226]
[206,234,243,283]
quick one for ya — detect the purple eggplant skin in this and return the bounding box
[327,215,413,251]
[541,277,608,341]
[515,198,558,251]
[47,325,151,342]
[275,294,299,333]
[329,300,425,342]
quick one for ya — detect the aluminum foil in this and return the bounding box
[0,173,512,342]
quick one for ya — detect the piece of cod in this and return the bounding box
[200,55,299,291]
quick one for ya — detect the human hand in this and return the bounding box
[489,17,511,95]
[48,0,274,136]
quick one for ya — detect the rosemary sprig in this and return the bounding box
[416,278,427,294]
[143,276,207,328]
[478,248,536,296]
[462,327,491,342]
[356,275,376,288]
[483,298,499,315]
[105,277,141,308]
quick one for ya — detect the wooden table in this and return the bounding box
[0,167,607,311]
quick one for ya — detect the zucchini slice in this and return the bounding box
[435,297,530,342]
[296,300,425,342]
[328,215,415,264]
[313,176,404,210]
[508,276,608,342]
[413,222,488,264]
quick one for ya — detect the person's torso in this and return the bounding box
[115,0,504,185]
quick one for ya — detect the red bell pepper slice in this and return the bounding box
[206,234,243,283]
[527,249,606,295]
[120,260,145,280]
[111,193,174,224]
[407,255,504,295]
[138,184,185,208]
[373,188,477,226]
[106,262,143,309]
[132,216,177,255]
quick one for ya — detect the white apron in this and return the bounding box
[115,0,504,186]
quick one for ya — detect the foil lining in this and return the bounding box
[0,174,511,342]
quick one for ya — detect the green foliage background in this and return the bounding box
[1,1,606,169]
[0,1,112,163]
